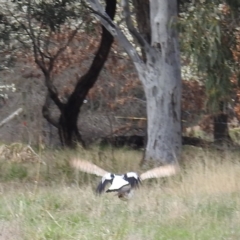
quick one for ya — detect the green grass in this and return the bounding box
[0,145,240,239]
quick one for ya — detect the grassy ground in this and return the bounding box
[0,145,240,240]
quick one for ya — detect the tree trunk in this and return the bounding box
[213,113,231,144]
[132,0,150,62]
[58,0,116,147]
[140,0,181,165]
[141,62,181,164]
[87,0,181,164]
[59,106,86,148]
[213,101,232,145]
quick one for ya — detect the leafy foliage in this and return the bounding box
[179,2,238,111]
[0,83,16,99]
[30,0,80,32]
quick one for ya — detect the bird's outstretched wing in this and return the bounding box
[140,164,179,181]
[96,174,114,194]
[97,180,111,194]
[123,172,141,188]
[70,158,109,177]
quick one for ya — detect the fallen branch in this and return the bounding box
[0,108,23,128]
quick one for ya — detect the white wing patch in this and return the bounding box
[102,173,114,183]
[125,172,139,179]
[107,175,130,191]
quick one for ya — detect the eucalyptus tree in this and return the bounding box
[86,0,182,164]
[179,1,239,143]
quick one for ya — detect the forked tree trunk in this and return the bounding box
[87,0,181,164]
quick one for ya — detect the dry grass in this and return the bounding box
[0,145,240,239]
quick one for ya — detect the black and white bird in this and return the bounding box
[70,158,179,200]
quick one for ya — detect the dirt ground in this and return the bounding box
[0,220,23,240]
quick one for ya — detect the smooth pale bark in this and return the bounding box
[87,0,181,164]
[143,1,181,164]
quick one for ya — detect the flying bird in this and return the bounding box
[70,158,179,200]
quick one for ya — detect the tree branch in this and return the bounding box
[22,1,85,111]
[121,0,150,52]
[49,24,82,72]
[0,108,23,128]
[42,93,60,128]
[8,4,49,74]
[85,0,143,65]
[25,17,64,111]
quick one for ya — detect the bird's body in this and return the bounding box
[100,172,141,200]
[70,158,179,200]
